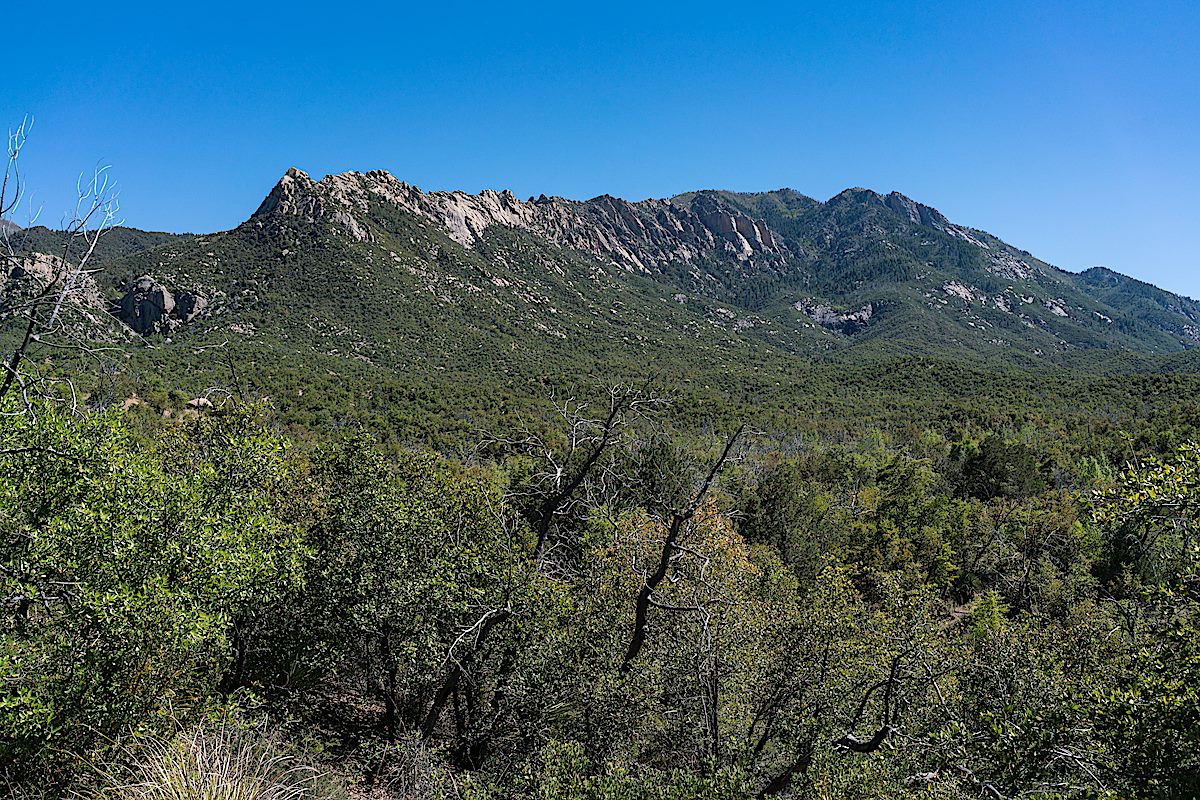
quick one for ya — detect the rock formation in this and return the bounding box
[115,275,208,334]
[2,252,125,340]
[251,169,791,274]
[794,299,878,334]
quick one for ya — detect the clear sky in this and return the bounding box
[7,1,1198,298]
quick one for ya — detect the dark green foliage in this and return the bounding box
[4,392,1197,798]
[952,435,1047,500]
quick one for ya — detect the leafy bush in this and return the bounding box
[0,402,304,785]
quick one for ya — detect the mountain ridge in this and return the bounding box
[6,167,1200,436]
[237,166,1198,348]
[11,166,1199,357]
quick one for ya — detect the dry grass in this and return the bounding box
[89,724,345,800]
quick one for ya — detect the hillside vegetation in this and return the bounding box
[3,394,1199,798]
[3,167,1200,799]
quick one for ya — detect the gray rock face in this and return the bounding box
[116,275,207,334]
[885,191,951,228]
[175,291,207,322]
[794,299,878,334]
[118,276,174,334]
[686,193,778,258]
[252,169,791,275]
[3,252,128,341]
[254,168,373,242]
[330,210,371,242]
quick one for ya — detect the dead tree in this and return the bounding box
[417,604,513,741]
[757,648,910,797]
[494,382,667,570]
[0,117,120,412]
[619,423,745,674]
[419,385,667,754]
[414,489,527,751]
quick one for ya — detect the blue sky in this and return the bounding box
[7,1,1199,297]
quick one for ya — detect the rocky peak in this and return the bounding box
[884,191,951,228]
[249,168,791,273]
[252,168,375,241]
[253,168,320,219]
[829,187,885,207]
[1079,266,1123,286]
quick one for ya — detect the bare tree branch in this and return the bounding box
[620,423,745,673]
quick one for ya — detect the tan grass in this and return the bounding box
[92,724,341,800]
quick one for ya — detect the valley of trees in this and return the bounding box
[2,125,1199,800]
[3,385,1198,799]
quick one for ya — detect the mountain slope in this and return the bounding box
[688,186,1199,357]
[7,168,1199,437]
[52,167,1196,364]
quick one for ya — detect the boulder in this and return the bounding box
[794,299,879,334]
[117,276,175,334]
[116,276,208,334]
[176,291,208,322]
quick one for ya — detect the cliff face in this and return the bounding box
[3,252,132,341]
[249,168,1062,302]
[252,169,792,274]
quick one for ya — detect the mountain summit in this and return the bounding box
[8,169,1199,418]
[233,167,1200,354]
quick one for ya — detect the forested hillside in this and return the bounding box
[6,166,1200,446]
[3,392,1199,798]
[3,150,1200,799]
